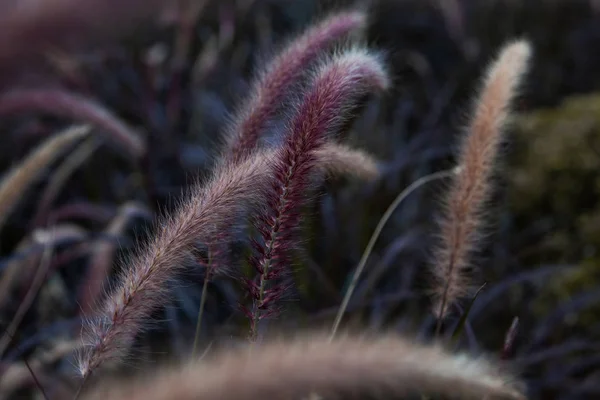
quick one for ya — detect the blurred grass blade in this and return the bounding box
[0,125,90,233]
[501,317,520,360]
[451,282,487,344]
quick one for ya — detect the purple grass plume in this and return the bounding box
[244,48,389,339]
[224,9,367,164]
[77,152,271,379]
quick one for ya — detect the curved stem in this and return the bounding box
[330,168,458,340]
[73,373,89,400]
[192,269,211,358]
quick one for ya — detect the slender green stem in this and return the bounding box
[73,373,89,400]
[330,168,458,340]
[435,264,452,337]
[192,269,211,358]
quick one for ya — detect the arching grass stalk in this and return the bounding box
[246,49,389,340]
[330,167,460,339]
[192,250,214,359]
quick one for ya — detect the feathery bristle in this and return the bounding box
[78,202,151,315]
[430,40,532,319]
[246,48,388,337]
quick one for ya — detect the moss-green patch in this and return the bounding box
[509,93,600,325]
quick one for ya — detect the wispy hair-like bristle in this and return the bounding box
[430,40,532,319]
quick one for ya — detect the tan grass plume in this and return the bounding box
[77,150,272,379]
[83,333,524,400]
[430,40,531,319]
[0,125,90,232]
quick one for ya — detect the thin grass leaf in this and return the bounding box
[451,282,487,345]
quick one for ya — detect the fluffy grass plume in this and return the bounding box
[263,143,380,181]
[77,151,272,379]
[31,136,100,227]
[0,125,90,232]
[246,49,389,337]
[430,40,531,319]
[0,89,145,157]
[78,202,151,315]
[82,333,524,400]
[315,143,380,180]
[224,9,366,163]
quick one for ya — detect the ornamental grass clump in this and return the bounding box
[76,8,384,382]
[0,6,534,400]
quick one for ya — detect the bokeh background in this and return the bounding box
[0,0,599,398]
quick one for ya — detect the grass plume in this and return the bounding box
[82,333,524,400]
[224,10,367,163]
[0,89,145,158]
[77,151,272,379]
[430,40,532,321]
[0,125,89,232]
[314,143,380,180]
[32,136,100,227]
